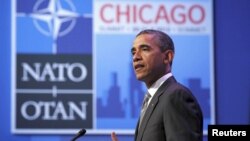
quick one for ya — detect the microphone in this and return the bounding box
[71,128,86,141]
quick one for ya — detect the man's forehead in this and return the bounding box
[133,34,156,46]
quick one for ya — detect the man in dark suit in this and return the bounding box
[111,29,203,141]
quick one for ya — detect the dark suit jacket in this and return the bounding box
[134,76,203,141]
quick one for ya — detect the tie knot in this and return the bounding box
[142,93,151,106]
[144,93,151,102]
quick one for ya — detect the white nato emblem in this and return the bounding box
[31,0,79,40]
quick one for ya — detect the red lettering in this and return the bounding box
[133,5,137,23]
[189,5,205,24]
[117,5,130,23]
[99,3,206,25]
[171,4,186,24]
[100,4,113,23]
[155,5,170,23]
[139,4,152,24]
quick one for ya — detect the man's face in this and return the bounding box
[131,34,167,87]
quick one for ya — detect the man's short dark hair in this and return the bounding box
[136,29,175,53]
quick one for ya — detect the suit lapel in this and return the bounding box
[134,118,140,141]
[135,76,176,141]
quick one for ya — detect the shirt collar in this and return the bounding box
[147,72,173,97]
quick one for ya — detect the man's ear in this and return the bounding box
[163,50,174,65]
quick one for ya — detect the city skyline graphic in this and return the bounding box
[97,65,210,120]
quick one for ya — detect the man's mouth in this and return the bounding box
[134,64,144,71]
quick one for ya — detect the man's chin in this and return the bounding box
[135,74,146,81]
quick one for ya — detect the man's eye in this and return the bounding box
[142,47,149,51]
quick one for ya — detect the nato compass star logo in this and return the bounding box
[31,0,79,53]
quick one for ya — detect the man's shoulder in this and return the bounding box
[163,76,192,94]
[160,77,195,100]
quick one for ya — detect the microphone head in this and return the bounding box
[77,128,86,137]
[71,128,86,141]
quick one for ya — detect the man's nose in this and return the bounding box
[133,51,141,62]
